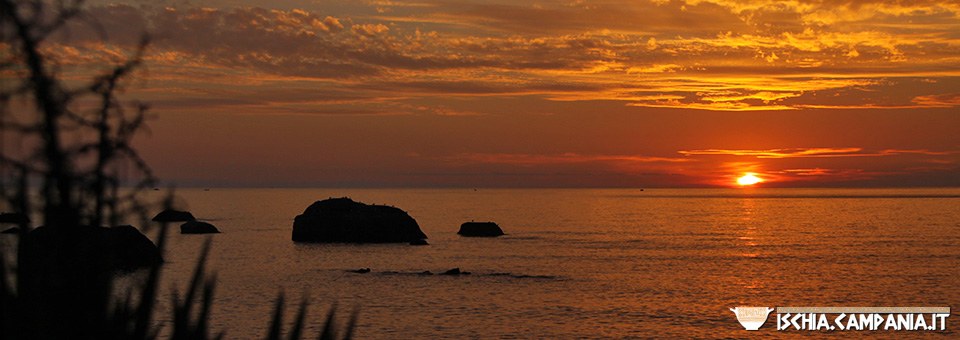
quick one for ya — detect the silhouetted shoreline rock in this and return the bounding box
[457,221,504,237]
[0,212,30,224]
[19,225,162,272]
[152,209,196,222]
[292,197,428,243]
[180,221,220,234]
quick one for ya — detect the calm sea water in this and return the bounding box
[102,188,960,338]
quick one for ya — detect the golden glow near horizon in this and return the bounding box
[737,173,763,186]
[22,0,960,187]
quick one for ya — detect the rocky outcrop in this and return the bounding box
[108,225,165,270]
[152,209,196,222]
[292,197,427,243]
[0,212,30,224]
[440,268,471,275]
[457,222,504,237]
[19,225,162,272]
[180,221,220,234]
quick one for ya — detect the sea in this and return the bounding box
[17,188,960,339]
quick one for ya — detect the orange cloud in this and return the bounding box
[35,2,960,114]
[443,153,692,165]
[680,148,866,158]
[680,148,960,158]
[911,93,960,107]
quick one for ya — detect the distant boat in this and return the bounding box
[204,188,210,191]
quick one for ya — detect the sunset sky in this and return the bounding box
[46,0,960,187]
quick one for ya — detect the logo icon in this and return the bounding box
[730,306,775,330]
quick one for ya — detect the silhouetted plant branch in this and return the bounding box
[1,1,355,339]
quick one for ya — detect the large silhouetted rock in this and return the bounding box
[152,209,196,222]
[457,222,504,237]
[180,221,220,234]
[109,225,165,269]
[292,197,427,243]
[19,225,163,272]
[0,212,30,224]
[16,225,162,340]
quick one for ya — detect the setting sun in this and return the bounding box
[737,173,763,186]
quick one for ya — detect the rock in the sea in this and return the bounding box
[0,212,30,224]
[180,221,220,234]
[15,225,162,339]
[108,225,165,270]
[457,221,504,237]
[19,225,163,272]
[152,209,196,222]
[440,268,471,275]
[292,197,428,243]
[349,268,371,273]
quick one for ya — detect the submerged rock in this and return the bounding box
[152,209,196,222]
[180,221,220,234]
[292,197,428,243]
[457,222,504,237]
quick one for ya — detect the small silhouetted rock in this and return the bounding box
[292,197,428,243]
[180,221,220,234]
[440,268,470,275]
[152,209,196,222]
[457,222,504,237]
[1,227,21,234]
[409,239,429,245]
[419,270,433,275]
[349,268,371,273]
[0,212,30,224]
